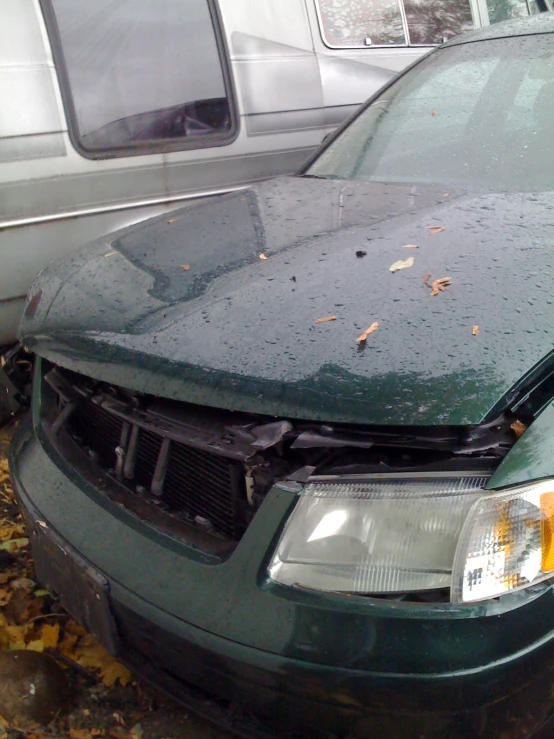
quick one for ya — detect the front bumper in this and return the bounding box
[10,414,554,739]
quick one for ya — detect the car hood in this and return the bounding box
[21,176,554,426]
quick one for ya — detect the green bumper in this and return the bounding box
[10,415,554,739]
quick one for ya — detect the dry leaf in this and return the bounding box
[167,219,176,224]
[427,225,445,235]
[69,730,103,739]
[0,522,26,542]
[356,322,379,343]
[69,634,131,687]
[511,420,527,439]
[431,110,437,117]
[259,253,268,260]
[442,193,450,197]
[41,622,60,649]
[430,277,451,296]
[423,272,432,287]
[179,264,190,271]
[103,251,117,258]
[402,244,419,249]
[109,729,128,739]
[0,538,29,552]
[315,316,337,324]
[389,257,414,273]
[26,639,44,653]
[0,589,11,607]
[472,325,480,336]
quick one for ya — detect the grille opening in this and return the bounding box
[68,397,246,539]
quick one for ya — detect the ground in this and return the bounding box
[0,421,231,739]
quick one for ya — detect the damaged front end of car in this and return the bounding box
[36,357,554,605]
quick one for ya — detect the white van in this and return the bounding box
[0,0,551,349]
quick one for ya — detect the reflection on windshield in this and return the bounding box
[306,36,554,191]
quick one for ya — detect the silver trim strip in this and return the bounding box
[0,184,250,230]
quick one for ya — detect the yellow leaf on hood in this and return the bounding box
[389,257,414,273]
[356,322,379,343]
[430,277,451,296]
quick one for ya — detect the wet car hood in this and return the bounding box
[21,176,554,426]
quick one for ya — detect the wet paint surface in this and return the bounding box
[20,176,554,426]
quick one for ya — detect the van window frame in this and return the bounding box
[39,0,240,160]
[312,0,475,49]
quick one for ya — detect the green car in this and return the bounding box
[11,15,554,739]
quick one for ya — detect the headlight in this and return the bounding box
[268,474,488,595]
[452,479,554,603]
[268,475,554,603]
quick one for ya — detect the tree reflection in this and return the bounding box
[401,0,474,45]
[317,0,406,46]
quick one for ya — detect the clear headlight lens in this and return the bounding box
[452,479,554,603]
[269,475,554,603]
[268,475,488,594]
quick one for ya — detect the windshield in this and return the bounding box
[305,35,554,191]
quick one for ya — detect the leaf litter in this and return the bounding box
[426,225,445,235]
[315,316,337,324]
[0,428,227,739]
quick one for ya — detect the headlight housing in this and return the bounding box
[268,474,554,603]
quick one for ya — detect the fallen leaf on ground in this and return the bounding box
[315,316,337,324]
[0,589,11,607]
[511,420,527,439]
[389,257,414,273]
[0,538,28,552]
[427,225,445,235]
[0,522,26,541]
[69,729,103,739]
[167,219,176,224]
[402,244,419,249]
[179,264,190,271]
[103,252,117,258]
[41,622,60,649]
[431,110,437,117]
[442,193,450,197]
[356,322,379,343]
[109,729,128,739]
[472,325,480,336]
[259,253,268,260]
[430,277,451,296]
[69,634,131,687]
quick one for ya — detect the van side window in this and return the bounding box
[44,0,235,156]
[403,1,473,45]
[315,0,407,46]
[486,0,541,23]
[315,0,474,48]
